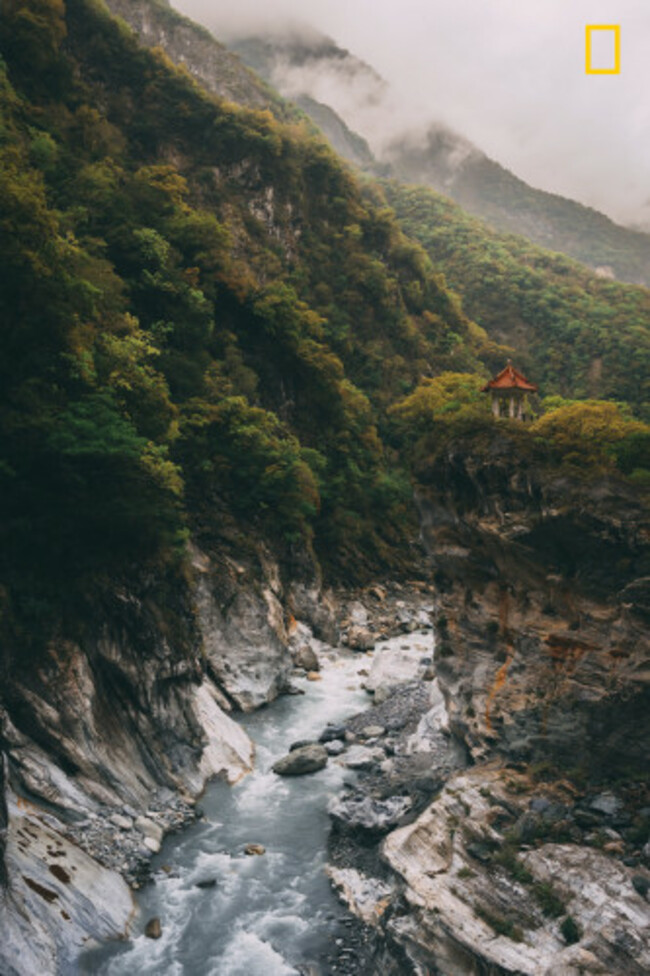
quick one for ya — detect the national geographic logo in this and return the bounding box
[586,25,621,74]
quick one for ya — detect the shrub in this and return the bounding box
[560,915,582,945]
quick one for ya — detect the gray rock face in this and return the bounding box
[381,766,650,976]
[0,790,134,976]
[324,739,346,756]
[590,792,623,817]
[103,0,284,113]
[326,866,393,927]
[416,456,650,775]
[366,641,430,701]
[287,581,340,646]
[192,546,292,711]
[329,791,412,833]
[341,745,385,771]
[0,550,259,976]
[273,744,328,776]
[346,626,375,651]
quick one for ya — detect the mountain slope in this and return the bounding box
[229,25,650,287]
[0,0,486,619]
[385,127,650,288]
[53,0,650,416]
[385,181,650,412]
[103,0,294,117]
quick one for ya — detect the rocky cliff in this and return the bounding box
[417,438,650,776]
[324,436,650,975]
[102,0,293,117]
[0,533,338,975]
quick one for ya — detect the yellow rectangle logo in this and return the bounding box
[586,25,621,74]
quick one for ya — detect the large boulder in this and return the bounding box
[272,744,328,776]
[347,626,375,651]
[293,644,320,672]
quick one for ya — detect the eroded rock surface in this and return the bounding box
[0,792,133,976]
[417,450,650,775]
[381,766,650,976]
[192,545,293,711]
[0,539,299,975]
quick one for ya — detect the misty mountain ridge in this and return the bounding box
[98,0,650,402]
[229,23,650,288]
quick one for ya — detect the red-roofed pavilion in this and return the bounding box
[482,361,538,420]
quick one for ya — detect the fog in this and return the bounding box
[172,0,650,228]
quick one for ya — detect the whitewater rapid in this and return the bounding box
[85,648,373,976]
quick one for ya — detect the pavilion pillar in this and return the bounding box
[509,396,515,418]
[491,394,500,418]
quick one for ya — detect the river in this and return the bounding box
[85,647,376,976]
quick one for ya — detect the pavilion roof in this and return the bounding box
[481,362,538,393]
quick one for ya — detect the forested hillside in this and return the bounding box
[386,182,650,414]
[384,127,650,287]
[1,0,648,657]
[0,0,487,622]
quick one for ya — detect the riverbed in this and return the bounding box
[84,647,378,976]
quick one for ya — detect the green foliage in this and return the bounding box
[389,372,498,474]
[0,0,484,595]
[0,0,67,76]
[179,395,322,540]
[531,401,650,471]
[532,882,566,919]
[385,182,650,413]
[395,385,650,489]
[475,906,524,942]
[389,372,487,432]
[560,915,582,945]
[492,844,534,885]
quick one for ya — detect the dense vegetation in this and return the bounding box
[0,0,489,618]
[385,183,650,416]
[0,0,647,660]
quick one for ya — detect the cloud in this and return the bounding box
[172,0,650,226]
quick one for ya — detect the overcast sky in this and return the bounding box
[173,0,650,227]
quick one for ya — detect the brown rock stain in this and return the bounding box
[545,635,595,673]
[23,876,59,903]
[485,649,514,732]
[48,863,71,884]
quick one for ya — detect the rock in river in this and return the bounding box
[272,744,328,776]
[328,791,412,833]
[319,724,347,744]
[294,644,320,672]
[144,917,162,939]
[244,844,266,856]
